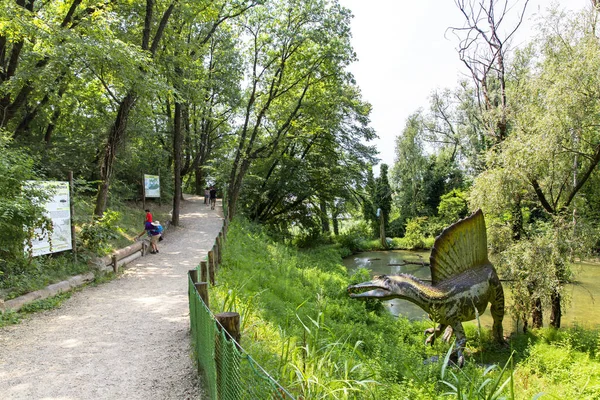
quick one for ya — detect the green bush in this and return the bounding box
[0,254,89,299]
[404,217,427,249]
[0,132,50,259]
[79,210,123,255]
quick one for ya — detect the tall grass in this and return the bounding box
[212,217,600,399]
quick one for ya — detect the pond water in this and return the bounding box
[343,250,600,332]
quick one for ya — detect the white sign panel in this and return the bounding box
[144,174,160,198]
[26,181,72,257]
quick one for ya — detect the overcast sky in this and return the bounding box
[338,0,590,173]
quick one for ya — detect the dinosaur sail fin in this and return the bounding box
[429,209,489,285]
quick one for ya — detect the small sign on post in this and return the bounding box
[142,174,160,210]
[144,174,161,198]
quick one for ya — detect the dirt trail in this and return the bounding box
[0,195,222,400]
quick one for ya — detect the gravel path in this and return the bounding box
[0,195,223,400]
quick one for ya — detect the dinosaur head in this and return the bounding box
[347,275,398,299]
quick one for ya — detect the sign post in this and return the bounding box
[142,174,161,209]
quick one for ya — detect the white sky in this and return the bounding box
[338,0,590,173]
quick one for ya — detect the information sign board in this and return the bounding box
[144,175,160,198]
[26,181,72,257]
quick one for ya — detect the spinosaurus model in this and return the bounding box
[347,209,505,366]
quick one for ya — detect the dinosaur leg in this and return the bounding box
[425,324,447,346]
[491,282,506,344]
[451,323,467,367]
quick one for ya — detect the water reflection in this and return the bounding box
[344,250,600,330]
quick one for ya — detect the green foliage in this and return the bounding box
[0,133,50,259]
[79,210,123,255]
[0,254,88,300]
[438,189,469,226]
[391,113,465,237]
[517,340,600,399]
[333,221,374,254]
[403,217,428,250]
[374,163,393,234]
[208,217,600,399]
[391,236,435,251]
[537,325,600,360]
[440,347,516,400]
[214,218,538,398]
[214,218,439,398]
[0,291,73,328]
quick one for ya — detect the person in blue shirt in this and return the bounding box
[143,220,162,254]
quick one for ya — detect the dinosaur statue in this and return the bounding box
[347,209,505,366]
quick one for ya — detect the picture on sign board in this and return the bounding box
[144,174,160,198]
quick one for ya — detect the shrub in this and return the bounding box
[79,210,123,255]
[404,217,427,249]
[0,132,50,259]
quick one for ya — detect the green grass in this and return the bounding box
[0,291,74,328]
[0,255,89,300]
[211,217,600,399]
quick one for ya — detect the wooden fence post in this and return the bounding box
[189,269,198,284]
[111,254,118,273]
[217,233,223,265]
[195,282,209,307]
[215,312,241,344]
[200,260,208,283]
[213,244,219,271]
[208,251,215,285]
[68,171,77,262]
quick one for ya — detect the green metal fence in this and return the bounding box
[188,272,295,399]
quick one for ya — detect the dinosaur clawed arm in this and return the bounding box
[424,324,452,346]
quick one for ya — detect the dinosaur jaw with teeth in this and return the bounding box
[347,279,393,299]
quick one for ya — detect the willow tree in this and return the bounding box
[471,5,600,328]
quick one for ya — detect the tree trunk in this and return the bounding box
[380,211,387,249]
[531,298,543,329]
[332,212,339,235]
[194,167,204,195]
[94,92,136,216]
[227,157,250,221]
[550,290,562,328]
[320,200,329,233]
[172,102,183,226]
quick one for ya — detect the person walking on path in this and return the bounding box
[209,186,217,210]
[0,194,223,400]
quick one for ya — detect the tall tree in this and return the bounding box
[451,0,530,144]
[226,0,357,220]
[374,164,392,246]
[243,81,376,232]
[392,114,428,223]
[162,2,256,225]
[94,0,177,216]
